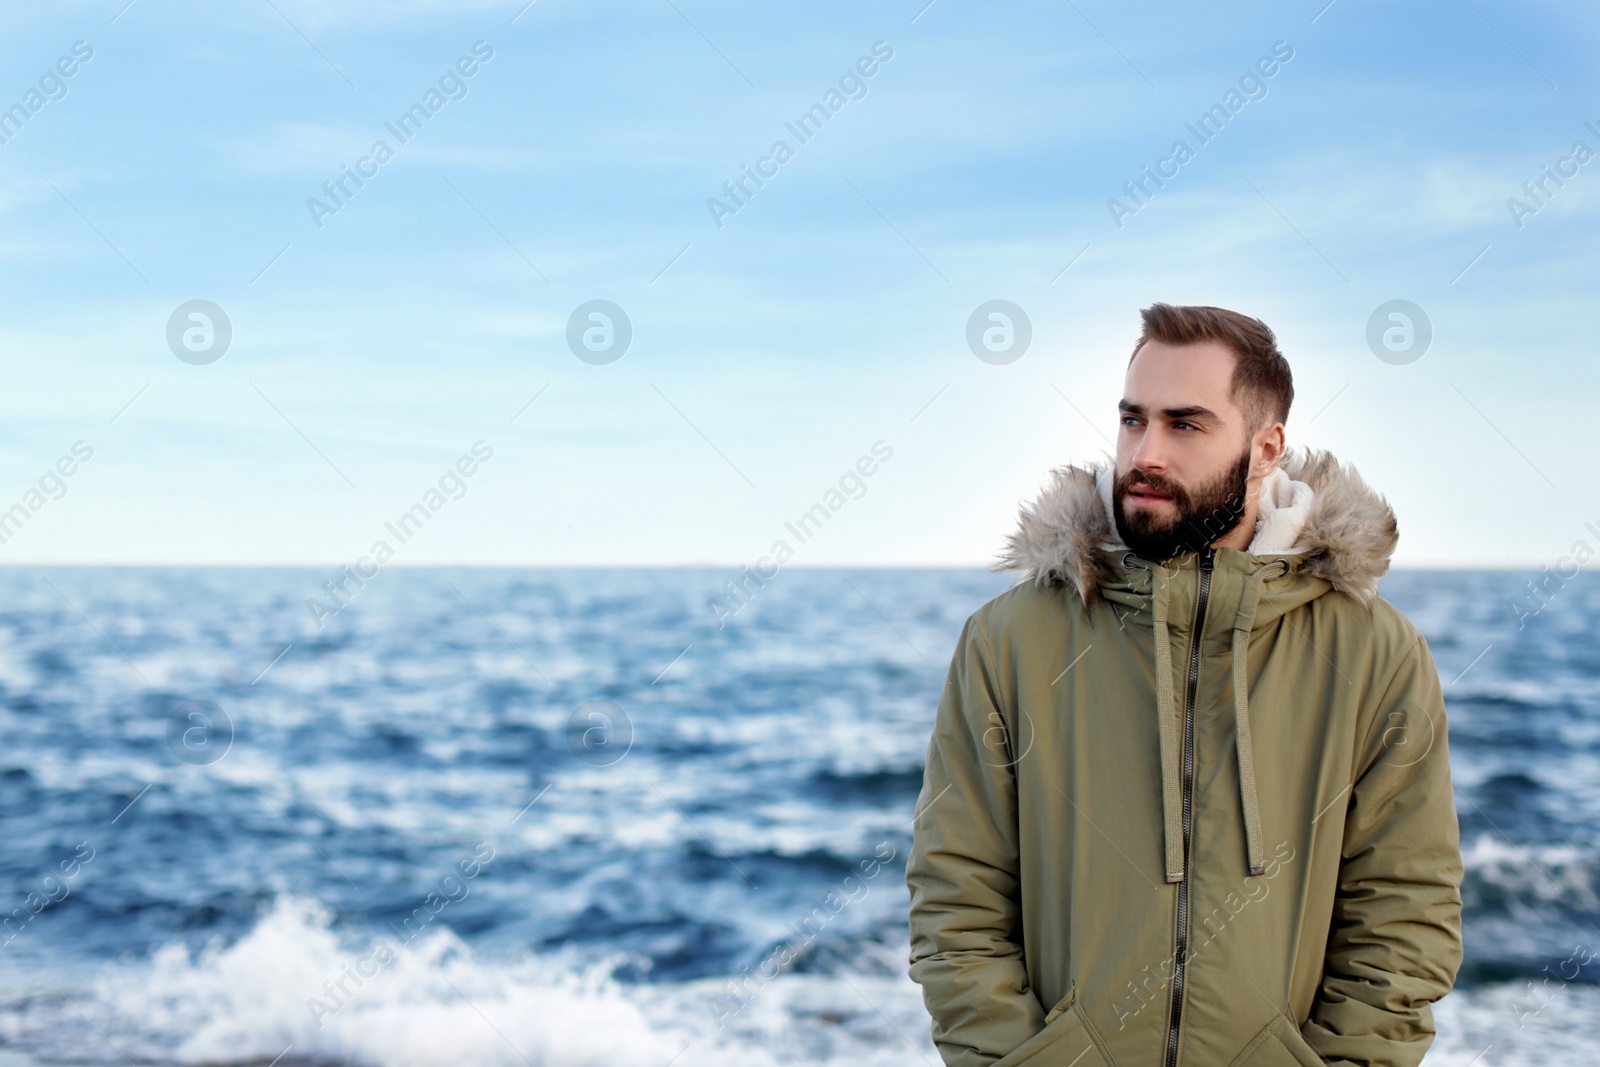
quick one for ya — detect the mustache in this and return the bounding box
[1116,468,1186,502]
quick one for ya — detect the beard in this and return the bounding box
[1112,448,1253,562]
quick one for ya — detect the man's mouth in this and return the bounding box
[1126,483,1172,503]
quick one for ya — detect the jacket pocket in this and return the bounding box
[992,989,1110,1067]
[1228,1014,1328,1067]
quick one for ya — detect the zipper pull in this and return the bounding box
[1200,547,1215,572]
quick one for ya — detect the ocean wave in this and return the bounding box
[1430,979,1600,1066]
[1460,834,1600,917]
[0,568,1594,1064]
[4,893,1595,1067]
[0,895,935,1067]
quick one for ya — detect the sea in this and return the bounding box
[0,566,1594,1066]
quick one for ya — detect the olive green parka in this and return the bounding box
[906,449,1463,1067]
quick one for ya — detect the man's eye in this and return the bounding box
[1174,421,1195,431]
[1120,416,1140,427]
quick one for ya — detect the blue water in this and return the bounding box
[0,567,1595,1066]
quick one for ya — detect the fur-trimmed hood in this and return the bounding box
[909,449,1462,1066]
[983,446,1405,891]
[990,447,1398,608]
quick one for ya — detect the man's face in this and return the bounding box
[1113,339,1254,561]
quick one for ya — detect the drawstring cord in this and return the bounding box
[1229,560,1288,876]
[1130,553,1290,881]
[1148,562,1185,883]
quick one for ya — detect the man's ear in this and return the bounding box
[1252,421,1285,477]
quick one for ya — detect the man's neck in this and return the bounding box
[1209,481,1261,552]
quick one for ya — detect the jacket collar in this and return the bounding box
[989,446,1398,608]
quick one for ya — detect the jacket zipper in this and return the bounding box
[1164,546,1214,1067]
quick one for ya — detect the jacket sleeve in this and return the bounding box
[1301,632,1465,1067]
[907,613,1045,1067]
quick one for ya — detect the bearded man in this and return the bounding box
[906,303,1463,1067]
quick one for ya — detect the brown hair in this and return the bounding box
[1129,303,1293,430]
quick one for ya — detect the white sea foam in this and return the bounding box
[1460,833,1600,912]
[3,893,1596,1066]
[86,895,696,1066]
[6,895,935,1067]
[1431,980,1600,1066]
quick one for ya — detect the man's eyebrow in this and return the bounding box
[1117,400,1221,422]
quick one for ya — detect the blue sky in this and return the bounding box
[0,0,1594,566]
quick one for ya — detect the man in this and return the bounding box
[906,304,1463,1067]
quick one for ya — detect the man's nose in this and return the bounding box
[1129,430,1167,473]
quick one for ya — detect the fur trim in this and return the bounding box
[989,447,1397,607]
[1278,449,1397,606]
